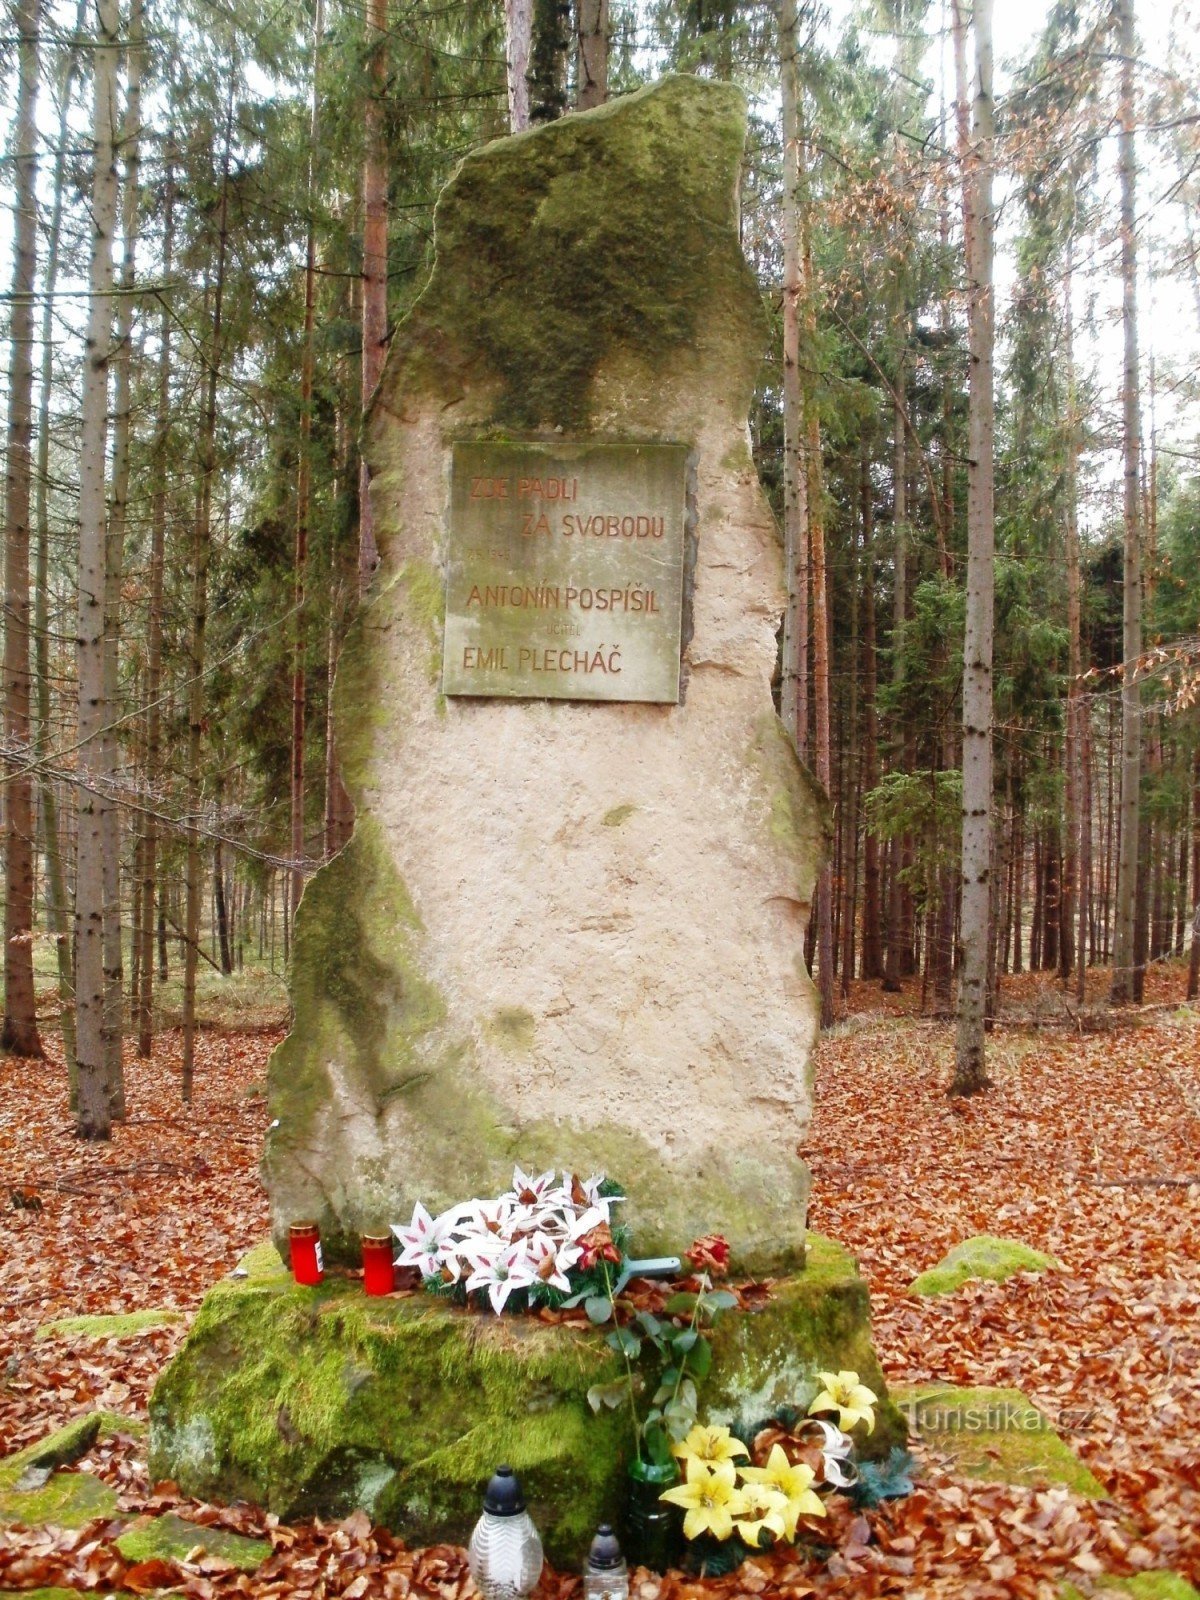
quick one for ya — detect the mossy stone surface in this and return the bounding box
[149,1234,894,1561]
[703,1234,904,1457]
[0,1414,121,1529]
[909,1235,1062,1296]
[0,1591,136,1599]
[377,76,761,434]
[1063,1579,1200,1600]
[37,1309,183,1341]
[894,1385,1106,1497]
[115,1513,270,1571]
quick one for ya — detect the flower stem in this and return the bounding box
[602,1258,644,1463]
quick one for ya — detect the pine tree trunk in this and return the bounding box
[575,0,607,110]
[860,439,882,980]
[779,0,808,766]
[359,0,388,588]
[840,477,860,998]
[952,0,995,1095]
[34,0,86,1091]
[505,0,532,129]
[2,0,44,1059]
[99,0,144,1116]
[74,0,122,1138]
[292,0,324,930]
[804,268,834,1025]
[137,113,174,1060]
[1110,0,1143,1006]
[182,85,234,1103]
[1187,747,1199,1000]
[882,385,906,994]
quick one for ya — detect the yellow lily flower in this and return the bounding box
[738,1444,826,1538]
[808,1369,878,1434]
[731,1481,789,1548]
[659,1462,748,1542]
[672,1423,750,1473]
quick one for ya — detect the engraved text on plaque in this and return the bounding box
[442,440,687,703]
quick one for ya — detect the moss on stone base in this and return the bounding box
[150,1234,895,1562]
[37,1309,183,1341]
[894,1385,1106,1498]
[1063,1578,1200,1600]
[0,1414,127,1530]
[116,1513,270,1571]
[704,1234,904,1456]
[909,1235,1061,1296]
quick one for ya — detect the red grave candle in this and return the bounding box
[362,1233,395,1296]
[289,1221,324,1286]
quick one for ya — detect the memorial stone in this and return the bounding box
[262,74,829,1270]
[150,78,903,1557]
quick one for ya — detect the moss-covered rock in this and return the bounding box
[379,76,762,434]
[0,1591,136,1599]
[894,1385,1106,1497]
[37,1309,183,1341]
[0,1413,153,1530]
[115,1513,270,1571]
[1063,1578,1200,1600]
[150,1234,896,1561]
[703,1234,904,1455]
[6,1415,101,1471]
[909,1235,1061,1296]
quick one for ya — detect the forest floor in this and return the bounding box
[0,965,1197,1600]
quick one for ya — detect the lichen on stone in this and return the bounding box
[909,1235,1062,1297]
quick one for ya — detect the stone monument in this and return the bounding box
[149,77,901,1557]
[261,73,829,1272]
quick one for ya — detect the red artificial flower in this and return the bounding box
[579,1221,622,1270]
[687,1234,731,1277]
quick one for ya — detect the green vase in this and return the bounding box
[621,1459,684,1573]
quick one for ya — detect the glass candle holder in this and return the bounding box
[584,1524,629,1600]
[468,1466,543,1600]
[289,1221,324,1286]
[362,1233,395,1296]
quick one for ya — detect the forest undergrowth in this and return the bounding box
[0,971,1197,1599]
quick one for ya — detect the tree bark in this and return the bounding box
[292,0,325,929]
[952,0,995,1096]
[137,108,174,1059]
[34,0,87,1092]
[779,0,808,765]
[1188,748,1199,1000]
[359,0,388,589]
[99,0,144,1116]
[882,381,906,993]
[801,189,834,1028]
[1110,0,1143,1006]
[2,0,44,1059]
[75,0,122,1138]
[860,438,882,980]
[505,0,532,129]
[575,0,607,110]
[181,83,234,1103]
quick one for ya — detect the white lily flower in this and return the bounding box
[508,1166,558,1205]
[527,1232,583,1293]
[464,1241,538,1314]
[393,1201,472,1278]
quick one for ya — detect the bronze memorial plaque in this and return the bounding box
[442,440,688,703]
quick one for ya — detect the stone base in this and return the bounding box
[149,1235,903,1565]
